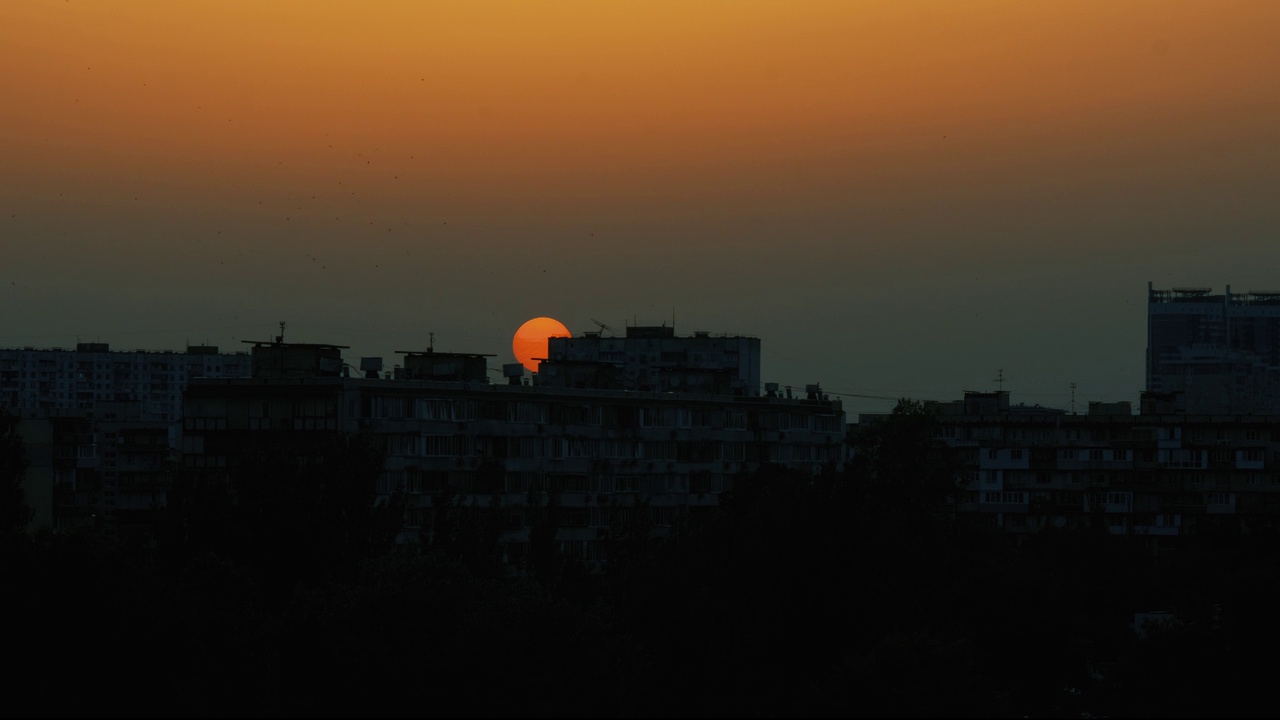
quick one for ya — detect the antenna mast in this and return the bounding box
[590,318,616,337]
[277,321,286,344]
[994,368,1005,391]
[1070,382,1077,414]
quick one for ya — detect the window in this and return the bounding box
[367,395,408,419]
[650,507,678,527]
[720,442,746,462]
[509,402,547,424]
[640,407,675,428]
[567,439,595,458]
[414,398,454,420]
[981,491,1027,504]
[424,435,455,456]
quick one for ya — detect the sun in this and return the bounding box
[513,317,571,373]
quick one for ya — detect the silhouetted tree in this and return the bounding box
[420,486,504,578]
[847,397,965,525]
[165,431,403,603]
[0,410,31,542]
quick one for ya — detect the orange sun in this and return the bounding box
[513,317,571,373]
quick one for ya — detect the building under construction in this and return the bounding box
[1147,282,1280,414]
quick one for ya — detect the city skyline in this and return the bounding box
[4,1,1279,415]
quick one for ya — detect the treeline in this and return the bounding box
[3,406,1280,717]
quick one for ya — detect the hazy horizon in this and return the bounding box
[4,0,1278,415]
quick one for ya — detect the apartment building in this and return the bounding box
[1,343,252,422]
[1,343,252,538]
[541,325,762,396]
[856,391,1280,548]
[184,341,844,571]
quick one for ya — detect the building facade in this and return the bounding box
[857,391,1280,548]
[542,326,762,396]
[1147,282,1280,414]
[1,343,252,422]
[1,343,252,538]
[184,341,844,571]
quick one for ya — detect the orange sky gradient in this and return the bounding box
[3,1,1279,411]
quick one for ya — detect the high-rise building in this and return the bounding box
[1146,283,1280,414]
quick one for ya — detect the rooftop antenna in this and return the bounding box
[994,368,1005,391]
[590,318,615,337]
[429,331,435,351]
[277,321,286,344]
[1070,382,1078,414]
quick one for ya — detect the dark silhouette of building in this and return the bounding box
[1,343,252,538]
[184,339,844,571]
[395,349,493,383]
[856,390,1280,548]
[1,343,251,420]
[541,325,762,396]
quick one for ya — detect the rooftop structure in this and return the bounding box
[395,349,493,383]
[245,340,347,380]
[541,325,762,396]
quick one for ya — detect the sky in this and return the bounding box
[3,0,1278,415]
